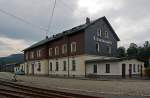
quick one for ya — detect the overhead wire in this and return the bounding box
[0,8,47,31]
[47,0,57,36]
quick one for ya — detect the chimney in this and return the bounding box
[46,36,48,39]
[86,17,90,24]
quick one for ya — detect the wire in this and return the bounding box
[47,0,57,36]
[0,8,47,31]
[59,0,75,12]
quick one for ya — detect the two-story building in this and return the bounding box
[23,16,144,78]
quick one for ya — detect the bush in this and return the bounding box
[145,67,150,78]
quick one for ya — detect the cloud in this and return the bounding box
[0,36,29,57]
[0,0,150,56]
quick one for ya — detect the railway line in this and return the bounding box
[0,79,102,98]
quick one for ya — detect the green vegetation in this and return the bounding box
[0,54,24,65]
[118,41,150,67]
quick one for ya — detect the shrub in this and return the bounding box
[145,67,150,78]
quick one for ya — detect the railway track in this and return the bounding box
[0,79,102,98]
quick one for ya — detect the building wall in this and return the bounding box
[86,59,144,77]
[118,59,144,75]
[85,18,118,57]
[24,45,48,61]
[48,55,86,77]
[48,31,85,59]
[86,62,121,75]
[25,59,48,75]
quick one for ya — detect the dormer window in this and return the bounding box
[55,47,59,55]
[105,31,109,38]
[71,42,76,53]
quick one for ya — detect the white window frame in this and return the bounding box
[49,48,52,56]
[55,47,59,55]
[62,44,67,54]
[71,42,76,53]
[97,29,102,37]
[72,60,76,71]
[37,50,41,57]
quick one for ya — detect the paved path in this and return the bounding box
[0,72,150,98]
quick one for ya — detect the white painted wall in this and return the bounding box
[48,55,85,76]
[119,59,144,75]
[86,62,121,75]
[24,59,48,75]
[86,59,144,76]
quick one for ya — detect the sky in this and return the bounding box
[0,0,149,57]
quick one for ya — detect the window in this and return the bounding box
[31,52,34,58]
[72,60,76,71]
[37,62,41,71]
[37,50,41,57]
[97,29,102,37]
[63,61,67,71]
[26,52,28,60]
[56,62,59,71]
[49,62,52,71]
[106,64,110,73]
[55,47,59,55]
[62,44,67,54]
[105,31,109,38]
[96,42,100,52]
[93,64,97,73]
[71,42,76,52]
[137,64,140,72]
[106,46,111,54]
[49,48,52,56]
[133,64,136,72]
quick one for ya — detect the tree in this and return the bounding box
[117,47,126,57]
[127,43,138,57]
[143,41,150,50]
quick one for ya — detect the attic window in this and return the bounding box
[105,31,109,38]
[97,29,102,37]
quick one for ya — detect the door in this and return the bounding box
[31,63,34,75]
[140,65,143,77]
[129,64,132,78]
[93,64,97,73]
[122,64,126,78]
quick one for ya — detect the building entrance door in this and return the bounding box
[140,65,143,77]
[31,63,34,75]
[129,64,132,78]
[122,64,126,78]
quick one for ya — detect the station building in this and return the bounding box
[23,16,144,78]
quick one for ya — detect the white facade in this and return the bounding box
[24,59,48,75]
[86,59,144,77]
[86,62,121,75]
[48,55,108,77]
[23,55,145,78]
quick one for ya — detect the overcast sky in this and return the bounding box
[0,0,149,57]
